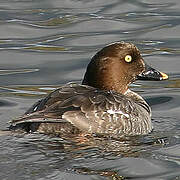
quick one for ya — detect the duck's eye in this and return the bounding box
[125,55,132,63]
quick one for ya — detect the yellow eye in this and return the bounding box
[125,55,132,63]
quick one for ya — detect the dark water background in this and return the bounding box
[0,0,180,179]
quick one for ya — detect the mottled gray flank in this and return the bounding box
[11,83,152,136]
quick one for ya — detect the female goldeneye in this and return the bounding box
[9,42,168,136]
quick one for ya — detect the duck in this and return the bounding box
[9,42,168,137]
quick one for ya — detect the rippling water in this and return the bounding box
[0,0,180,179]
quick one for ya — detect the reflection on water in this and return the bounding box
[0,69,39,75]
[0,0,180,180]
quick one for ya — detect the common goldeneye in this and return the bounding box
[9,42,168,137]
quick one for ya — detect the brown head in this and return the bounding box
[82,42,168,94]
[82,42,146,94]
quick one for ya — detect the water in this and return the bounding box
[0,0,180,179]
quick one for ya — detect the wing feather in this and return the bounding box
[10,83,151,135]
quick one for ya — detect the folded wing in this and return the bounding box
[10,83,151,136]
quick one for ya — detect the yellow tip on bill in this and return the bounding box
[160,72,168,80]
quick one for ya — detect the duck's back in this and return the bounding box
[10,83,152,136]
